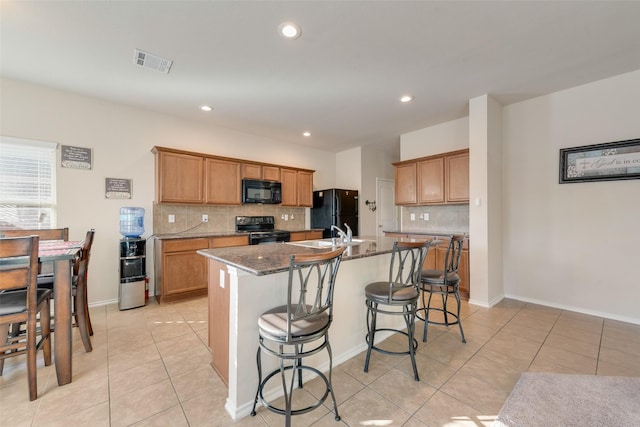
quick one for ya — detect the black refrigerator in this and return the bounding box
[312,189,359,238]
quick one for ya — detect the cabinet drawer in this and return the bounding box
[209,235,248,248]
[163,238,209,252]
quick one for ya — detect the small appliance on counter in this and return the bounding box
[118,207,146,310]
[311,189,359,238]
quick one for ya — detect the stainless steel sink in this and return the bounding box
[286,238,371,249]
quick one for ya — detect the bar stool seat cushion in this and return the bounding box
[421,269,459,284]
[258,304,329,341]
[0,289,52,316]
[365,281,419,303]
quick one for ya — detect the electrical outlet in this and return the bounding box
[423,212,429,221]
[284,214,289,221]
[410,213,416,221]
[202,214,208,222]
[168,214,175,223]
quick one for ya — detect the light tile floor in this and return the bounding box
[1,296,639,426]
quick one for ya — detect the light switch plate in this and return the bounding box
[168,214,175,223]
[423,212,429,221]
[410,213,415,221]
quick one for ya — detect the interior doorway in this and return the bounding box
[376,178,397,237]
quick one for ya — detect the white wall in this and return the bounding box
[502,69,640,323]
[0,78,337,305]
[400,117,469,160]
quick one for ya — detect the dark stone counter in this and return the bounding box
[197,235,439,276]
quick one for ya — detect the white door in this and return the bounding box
[376,178,397,237]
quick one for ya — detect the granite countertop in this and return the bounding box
[153,229,323,240]
[384,230,469,238]
[198,235,441,276]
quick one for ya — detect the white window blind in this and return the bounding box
[0,136,57,229]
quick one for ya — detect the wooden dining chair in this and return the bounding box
[0,228,69,277]
[35,229,96,352]
[0,236,53,401]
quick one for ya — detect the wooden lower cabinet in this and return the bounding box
[289,230,323,241]
[155,235,248,304]
[384,232,470,299]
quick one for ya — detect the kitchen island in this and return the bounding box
[198,235,437,420]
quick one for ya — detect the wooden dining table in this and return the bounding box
[38,239,83,386]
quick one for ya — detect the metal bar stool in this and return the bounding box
[416,234,466,343]
[364,240,430,381]
[250,247,345,427]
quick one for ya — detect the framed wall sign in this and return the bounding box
[559,138,640,184]
[105,178,132,199]
[61,145,92,169]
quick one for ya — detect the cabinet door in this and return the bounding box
[418,158,444,204]
[394,162,417,205]
[162,239,209,297]
[446,152,469,203]
[280,168,298,206]
[209,235,248,248]
[262,166,281,181]
[297,171,313,207]
[205,158,241,205]
[156,151,204,203]
[241,163,262,180]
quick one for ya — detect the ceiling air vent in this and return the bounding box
[133,49,173,74]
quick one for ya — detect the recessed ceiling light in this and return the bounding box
[302,131,311,137]
[400,95,414,103]
[279,22,301,40]
[200,105,213,112]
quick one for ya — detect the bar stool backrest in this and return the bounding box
[442,234,465,284]
[284,247,345,342]
[385,241,429,302]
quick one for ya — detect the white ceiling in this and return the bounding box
[2,1,640,153]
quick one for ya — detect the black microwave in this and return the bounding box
[242,179,282,204]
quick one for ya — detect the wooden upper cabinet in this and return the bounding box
[297,171,313,207]
[446,151,469,202]
[241,163,262,180]
[395,162,417,205]
[281,169,313,207]
[241,163,281,181]
[393,149,468,206]
[418,157,445,204]
[155,150,204,203]
[280,168,298,206]
[152,146,312,206]
[263,166,281,182]
[205,158,241,205]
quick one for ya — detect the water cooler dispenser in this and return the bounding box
[119,207,146,310]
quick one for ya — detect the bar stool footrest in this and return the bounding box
[416,307,461,326]
[255,364,331,418]
[366,327,419,356]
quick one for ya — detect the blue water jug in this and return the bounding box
[120,207,145,238]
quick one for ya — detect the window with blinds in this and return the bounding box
[0,136,57,229]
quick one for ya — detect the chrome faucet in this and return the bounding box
[344,223,353,242]
[331,225,349,243]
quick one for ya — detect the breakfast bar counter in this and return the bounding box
[198,235,437,420]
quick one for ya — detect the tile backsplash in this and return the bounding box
[401,204,469,233]
[152,204,306,235]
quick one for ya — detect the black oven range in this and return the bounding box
[235,215,290,245]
